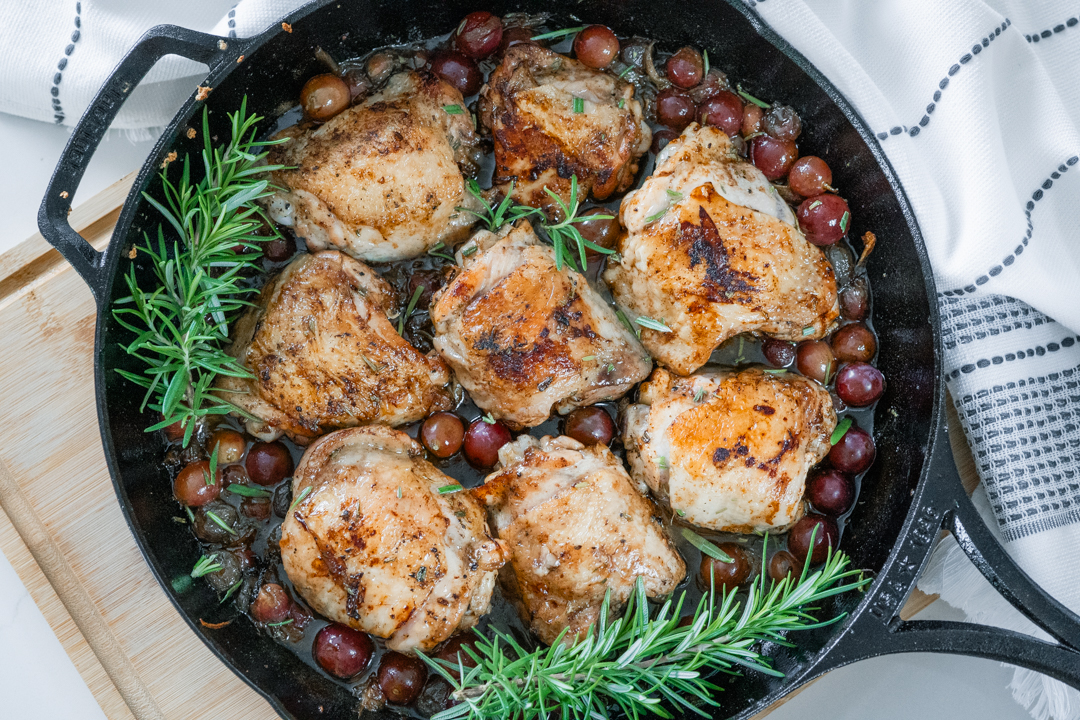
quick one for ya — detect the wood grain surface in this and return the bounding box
[0,176,978,720]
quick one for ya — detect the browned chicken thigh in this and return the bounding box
[281,426,509,652]
[604,124,839,375]
[623,367,836,533]
[474,435,685,646]
[430,220,652,428]
[263,70,484,262]
[215,251,453,442]
[479,44,651,211]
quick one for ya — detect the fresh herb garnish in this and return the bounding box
[287,486,312,515]
[764,368,788,374]
[802,325,815,336]
[191,554,223,578]
[830,417,853,446]
[112,100,287,446]
[703,49,710,77]
[808,200,822,210]
[443,104,464,115]
[220,579,243,604]
[617,98,626,109]
[657,456,669,470]
[226,484,272,498]
[635,316,672,333]
[676,509,687,517]
[541,176,616,271]
[360,354,383,374]
[458,179,536,233]
[422,550,868,720]
[573,97,584,113]
[644,209,668,223]
[736,84,771,109]
[428,241,456,262]
[840,210,850,234]
[266,619,294,627]
[530,26,586,41]
[461,245,478,257]
[693,388,706,402]
[616,309,640,338]
[205,510,238,535]
[481,413,496,424]
[399,284,425,335]
[397,486,403,499]
[618,66,633,78]
[438,484,464,495]
[582,355,597,361]
[680,527,735,563]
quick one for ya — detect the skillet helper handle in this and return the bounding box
[818,414,1080,687]
[37,25,231,303]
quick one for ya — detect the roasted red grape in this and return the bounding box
[174,461,221,507]
[341,66,371,102]
[835,362,885,407]
[454,11,503,59]
[251,583,292,624]
[797,194,850,246]
[499,25,537,54]
[263,233,296,262]
[430,50,482,96]
[787,514,838,565]
[698,91,743,137]
[420,412,465,458]
[573,25,619,69]
[839,277,870,320]
[807,468,855,516]
[655,88,695,130]
[762,338,796,367]
[246,441,294,486]
[300,74,350,122]
[209,429,246,465]
[788,156,832,198]
[313,624,374,679]
[651,128,678,154]
[576,207,621,256]
[161,415,186,443]
[240,496,272,520]
[378,652,428,705]
[564,406,616,446]
[463,417,512,468]
[434,631,481,668]
[698,543,753,592]
[796,340,835,384]
[831,323,876,363]
[768,550,803,582]
[749,135,797,181]
[742,103,764,135]
[828,424,875,474]
[762,103,802,141]
[666,47,704,88]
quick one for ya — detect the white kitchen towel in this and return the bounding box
[3,0,1080,718]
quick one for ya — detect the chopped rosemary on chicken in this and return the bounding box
[635,316,672,333]
[422,550,868,720]
[111,99,286,446]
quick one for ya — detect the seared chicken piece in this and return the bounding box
[474,435,685,645]
[603,124,839,375]
[623,367,836,533]
[215,251,453,442]
[264,70,484,262]
[479,44,651,211]
[430,221,651,428]
[280,426,509,653]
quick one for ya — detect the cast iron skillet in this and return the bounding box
[37,1,1080,717]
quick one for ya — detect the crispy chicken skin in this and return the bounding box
[603,124,839,375]
[473,435,685,646]
[430,220,652,428]
[215,251,453,442]
[280,426,509,653]
[623,367,836,533]
[264,70,484,262]
[479,44,651,211]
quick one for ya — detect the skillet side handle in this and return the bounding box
[36,25,230,303]
[810,412,1080,688]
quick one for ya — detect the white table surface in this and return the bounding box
[0,109,1035,720]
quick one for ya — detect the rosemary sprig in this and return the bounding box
[423,549,868,720]
[191,554,223,578]
[541,176,616,271]
[459,176,615,272]
[112,99,287,446]
[399,284,425,335]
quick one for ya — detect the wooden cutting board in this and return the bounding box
[0,175,973,720]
